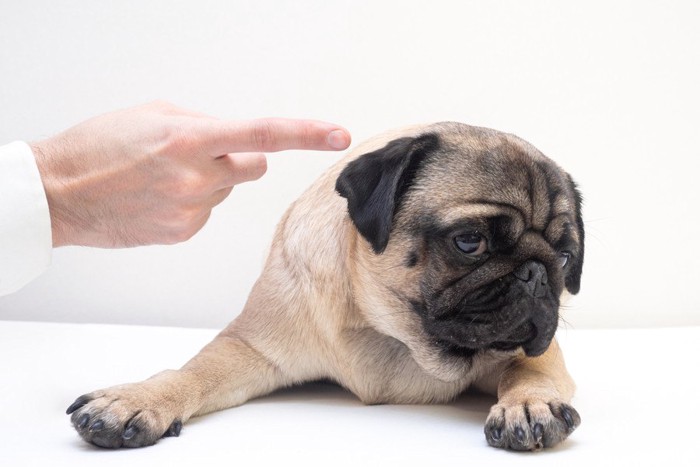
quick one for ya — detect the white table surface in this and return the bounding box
[1,321,698,466]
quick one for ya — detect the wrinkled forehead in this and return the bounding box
[408,126,577,233]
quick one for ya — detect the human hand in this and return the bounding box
[30,101,351,248]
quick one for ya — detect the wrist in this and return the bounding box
[30,140,71,247]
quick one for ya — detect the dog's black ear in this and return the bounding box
[336,134,439,254]
[565,176,585,294]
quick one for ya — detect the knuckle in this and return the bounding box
[160,124,195,154]
[248,153,268,180]
[174,171,208,198]
[169,228,195,244]
[152,122,197,158]
[251,119,278,151]
[164,209,203,243]
[151,123,183,156]
[226,153,268,184]
[149,100,177,113]
[297,125,315,148]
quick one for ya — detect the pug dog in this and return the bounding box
[66,122,584,451]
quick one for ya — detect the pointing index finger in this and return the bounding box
[200,118,351,155]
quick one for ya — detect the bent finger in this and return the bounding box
[207,186,234,208]
[215,152,268,188]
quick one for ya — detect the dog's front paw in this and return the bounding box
[484,399,580,451]
[66,377,184,448]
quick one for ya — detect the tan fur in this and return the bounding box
[68,123,580,451]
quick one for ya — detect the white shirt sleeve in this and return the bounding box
[0,141,52,296]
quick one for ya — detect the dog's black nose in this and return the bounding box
[514,261,548,298]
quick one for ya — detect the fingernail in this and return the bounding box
[327,130,350,150]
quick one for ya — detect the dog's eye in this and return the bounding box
[559,252,571,268]
[454,233,487,255]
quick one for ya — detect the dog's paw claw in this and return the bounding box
[76,413,90,429]
[89,420,105,432]
[533,422,544,439]
[164,420,182,438]
[514,425,525,442]
[122,425,139,440]
[66,395,92,415]
[485,420,506,448]
[555,404,578,430]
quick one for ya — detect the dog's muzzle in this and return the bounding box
[420,260,560,358]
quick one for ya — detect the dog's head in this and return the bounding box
[336,123,583,361]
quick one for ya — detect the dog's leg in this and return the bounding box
[482,339,581,451]
[66,327,290,448]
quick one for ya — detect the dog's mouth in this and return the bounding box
[435,318,552,358]
[417,278,560,358]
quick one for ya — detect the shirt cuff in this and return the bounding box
[0,141,52,296]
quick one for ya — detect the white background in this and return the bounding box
[1,0,699,329]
